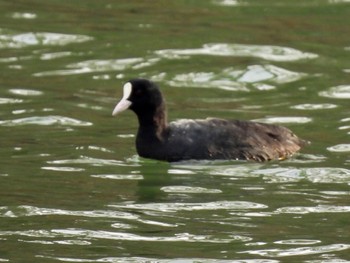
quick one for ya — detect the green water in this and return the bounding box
[0,0,350,262]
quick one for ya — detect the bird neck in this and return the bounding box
[136,103,168,141]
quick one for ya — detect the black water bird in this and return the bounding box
[112,78,308,162]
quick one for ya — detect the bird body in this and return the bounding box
[112,79,308,162]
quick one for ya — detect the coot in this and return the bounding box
[112,78,308,162]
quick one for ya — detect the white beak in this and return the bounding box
[112,82,132,116]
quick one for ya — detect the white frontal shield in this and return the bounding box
[112,82,132,116]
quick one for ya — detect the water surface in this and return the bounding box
[0,0,350,262]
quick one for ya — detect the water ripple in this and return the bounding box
[39,51,73,60]
[214,0,350,6]
[0,205,137,219]
[41,166,85,172]
[160,65,306,91]
[238,65,306,83]
[161,186,222,194]
[40,256,279,263]
[254,167,303,183]
[75,145,114,153]
[276,205,350,214]
[291,103,337,110]
[0,28,93,49]
[155,43,318,62]
[91,174,143,180]
[0,115,92,126]
[305,167,350,183]
[168,168,196,175]
[254,167,350,184]
[52,228,235,243]
[253,116,312,124]
[210,167,260,178]
[110,201,267,212]
[8,88,43,96]
[48,155,131,167]
[327,144,350,152]
[0,98,23,104]
[319,85,350,99]
[240,243,350,257]
[167,72,248,91]
[11,12,37,19]
[213,0,246,6]
[34,57,159,76]
[274,239,321,245]
[329,0,350,3]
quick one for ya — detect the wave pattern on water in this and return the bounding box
[0,115,92,126]
[91,174,143,180]
[253,167,350,183]
[0,205,137,219]
[0,28,93,49]
[240,244,350,257]
[2,161,350,260]
[11,12,37,20]
[47,155,134,167]
[161,186,222,194]
[0,219,246,246]
[327,144,350,152]
[8,88,43,96]
[275,205,350,214]
[0,98,23,104]
[51,228,235,243]
[213,0,246,6]
[32,42,316,84]
[319,85,350,99]
[1,1,349,262]
[214,0,350,6]
[291,103,338,110]
[34,57,160,77]
[159,64,307,91]
[155,43,318,62]
[110,201,267,212]
[252,116,312,124]
[39,256,280,263]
